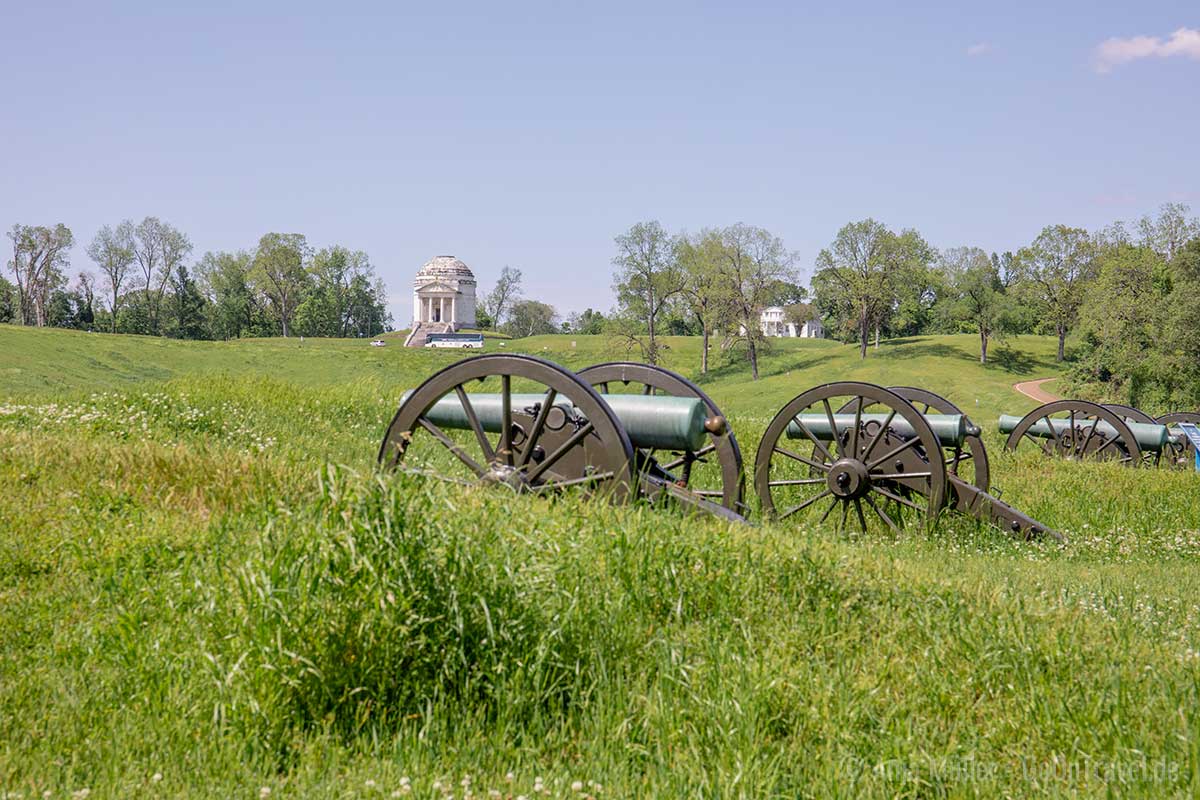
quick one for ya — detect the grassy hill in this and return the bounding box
[2,325,1199,797]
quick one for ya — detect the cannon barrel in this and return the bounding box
[997,414,1170,452]
[787,413,972,448]
[403,391,710,451]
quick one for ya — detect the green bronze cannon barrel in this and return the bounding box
[402,391,709,452]
[997,414,1171,452]
[787,413,971,448]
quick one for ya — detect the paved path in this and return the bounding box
[1013,377,1059,403]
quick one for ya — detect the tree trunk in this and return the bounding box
[1056,324,1065,363]
[646,289,657,365]
[748,335,759,380]
[859,313,869,359]
[874,324,880,349]
[700,320,709,374]
[980,328,988,364]
[111,289,119,333]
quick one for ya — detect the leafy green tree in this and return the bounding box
[6,223,73,327]
[167,264,209,339]
[75,272,97,330]
[87,222,135,332]
[1165,238,1200,405]
[676,229,731,374]
[811,219,894,358]
[943,247,1012,364]
[252,233,310,337]
[612,221,684,364]
[884,230,940,339]
[503,299,558,338]
[1013,225,1097,363]
[715,223,796,380]
[566,308,606,335]
[132,217,192,335]
[197,250,262,339]
[1137,202,1200,262]
[483,266,523,328]
[0,276,15,323]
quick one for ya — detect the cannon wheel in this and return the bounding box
[577,362,746,513]
[888,387,989,493]
[1103,403,1157,425]
[1003,400,1143,466]
[754,382,946,533]
[1158,412,1200,469]
[379,354,636,500]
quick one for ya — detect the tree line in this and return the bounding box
[808,204,1200,407]
[2,219,392,339]
[606,204,1200,404]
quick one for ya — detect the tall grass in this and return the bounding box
[3,329,1200,796]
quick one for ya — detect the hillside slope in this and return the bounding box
[2,326,1198,796]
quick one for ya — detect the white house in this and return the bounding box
[759,306,824,338]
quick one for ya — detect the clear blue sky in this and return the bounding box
[2,1,1197,325]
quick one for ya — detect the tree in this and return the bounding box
[943,247,1012,364]
[883,230,939,340]
[612,221,684,364]
[565,308,606,335]
[716,223,796,380]
[196,250,261,339]
[6,223,73,327]
[676,229,731,374]
[0,276,15,323]
[1165,239,1200,406]
[132,217,193,335]
[1013,225,1097,362]
[167,264,208,339]
[503,299,558,338]
[252,233,310,337]
[87,221,135,332]
[784,302,816,330]
[483,266,523,328]
[811,219,893,358]
[1137,202,1200,263]
[75,272,97,330]
[762,279,808,306]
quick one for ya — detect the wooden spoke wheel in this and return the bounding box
[1004,400,1143,466]
[578,362,745,513]
[754,382,946,534]
[857,386,989,494]
[1103,403,1157,425]
[1158,412,1200,470]
[378,354,636,500]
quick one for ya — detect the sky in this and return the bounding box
[2,1,1198,326]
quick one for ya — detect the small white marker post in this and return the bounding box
[1177,422,1200,472]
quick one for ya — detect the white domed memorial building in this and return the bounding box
[405,256,478,346]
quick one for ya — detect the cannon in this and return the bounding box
[1000,399,1198,469]
[378,354,745,520]
[753,382,1061,541]
[379,357,1061,541]
[1158,412,1200,469]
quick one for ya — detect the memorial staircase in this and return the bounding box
[404,321,453,348]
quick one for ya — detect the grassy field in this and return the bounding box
[2,324,1200,797]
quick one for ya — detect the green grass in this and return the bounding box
[1,324,1199,797]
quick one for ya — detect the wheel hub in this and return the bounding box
[827,458,870,499]
[481,462,531,491]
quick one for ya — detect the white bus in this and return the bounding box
[426,333,484,349]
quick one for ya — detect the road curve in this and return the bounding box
[1013,377,1059,403]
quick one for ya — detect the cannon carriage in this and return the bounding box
[380,355,1061,541]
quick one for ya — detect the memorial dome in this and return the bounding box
[416,255,475,280]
